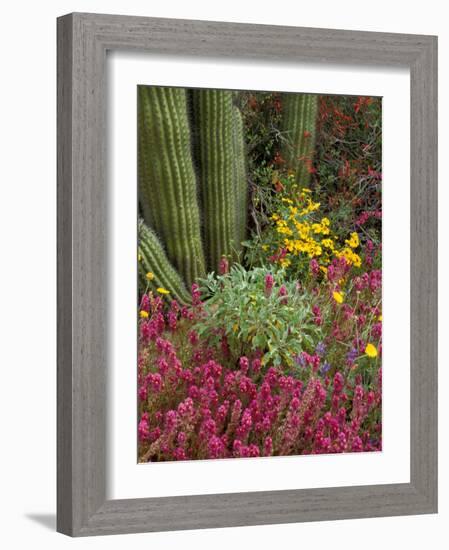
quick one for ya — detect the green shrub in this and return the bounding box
[195,265,322,371]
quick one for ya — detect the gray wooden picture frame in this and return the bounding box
[57,12,438,537]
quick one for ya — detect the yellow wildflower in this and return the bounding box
[300,198,321,216]
[139,310,149,318]
[333,291,344,304]
[351,253,362,267]
[335,247,362,268]
[365,343,378,358]
[284,238,293,252]
[378,315,383,321]
[156,287,170,295]
[276,220,293,236]
[310,243,322,257]
[138,253,142,262]
[232,323,239,333]
[321,239,334,250]
[345,232,360,248]
[145,271,155,281]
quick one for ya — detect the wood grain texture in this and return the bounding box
[57,12,438,536]
[57,13,74,536]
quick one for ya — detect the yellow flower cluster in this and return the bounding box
[284,236,323,259]
[300,197,321,216]
[268,187,363,269]
[345,232,360,248]
[273,218,293,236]
[279,258,291,268]
[334,247,362,268]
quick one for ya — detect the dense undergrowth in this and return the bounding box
[137,90,382,462]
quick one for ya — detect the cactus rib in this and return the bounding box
[232,105,248,250]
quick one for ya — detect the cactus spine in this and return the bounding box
[192,90,247,272]
[138,219,191,305]
[138,86,206,287]
[280,93,318,186]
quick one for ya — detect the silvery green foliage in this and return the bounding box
[196,265,321,371]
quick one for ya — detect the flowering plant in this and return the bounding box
[246,175,363,279]
[138,290,381,462]
[137,87,382,463]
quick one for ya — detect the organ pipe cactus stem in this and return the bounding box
[138,86,206,287]
[280,93,318,186]
[138,219,192,306]
[192,89,247,272]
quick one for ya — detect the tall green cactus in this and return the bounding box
[138,219,191,306]
[232,105,248,252]
[280,93,318,186]
[138,86,206,287]
[191,90,247,272]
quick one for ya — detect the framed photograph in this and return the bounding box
[57,12,437,536]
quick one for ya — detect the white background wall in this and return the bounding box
[0,1,445,548]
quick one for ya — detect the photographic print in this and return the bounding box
[137,87,382,463]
